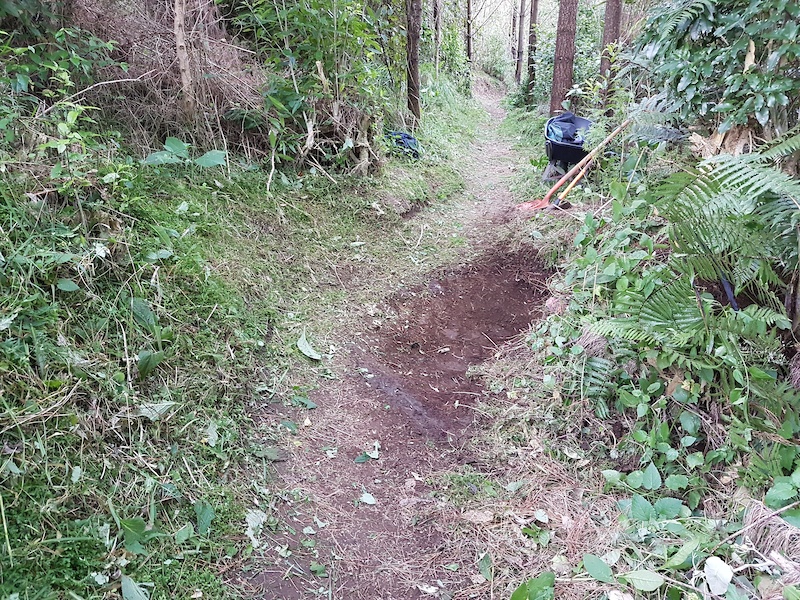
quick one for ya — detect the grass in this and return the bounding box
[0,72,484,598]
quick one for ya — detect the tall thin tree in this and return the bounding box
[549,0,579,115]
[599,0,622,98]
[514,0,526,84]
[525,0,539,98]
[466,0,473,61]
[406,0,422,120]
[510,1,518,59]
[434,0,442,75]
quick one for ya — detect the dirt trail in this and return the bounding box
[244,81,548,600]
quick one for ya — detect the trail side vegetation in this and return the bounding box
[486,0,800,598]
[2,0,800,598]
[0,0,474,596]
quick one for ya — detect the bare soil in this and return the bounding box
[238,79,566,600]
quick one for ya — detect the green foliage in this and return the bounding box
[144,137,228,168]
[518,120,800,594]
[508,3,602,110]
[632,0,800,133]
[477,35,513,84]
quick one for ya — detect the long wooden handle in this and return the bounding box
[540,118,632,205]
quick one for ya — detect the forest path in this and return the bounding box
[241,79,551,600]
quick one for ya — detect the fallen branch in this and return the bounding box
[710,500,800,554]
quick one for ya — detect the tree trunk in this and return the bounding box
[434,0,441,75]
[600,0,622,82]
[525,0,539,98]
[406,0,422,121]
[549,0,578,115]
[510,1,518,59]
[174,0,195,119]
[465,0,472,61]
[514,0,526,84]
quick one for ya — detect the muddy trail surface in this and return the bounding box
[243,82,550,599]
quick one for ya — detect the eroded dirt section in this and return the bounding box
[242,80,549,600]
[361,250,549,439]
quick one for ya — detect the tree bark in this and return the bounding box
[525,0,539,97]
[406,0,422,121]
[514,0,526,84]
[174,0,195,119]
[549,0,578,115]
[465,0,472,61]
[510,1,518,59]
[600,0,622,82]
[433,0,441,75]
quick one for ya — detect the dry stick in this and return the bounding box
[554,159,591,204]
[0,491,12,567]
[40,71,156,116]
[521,118,632,209]
[709,499,800,555]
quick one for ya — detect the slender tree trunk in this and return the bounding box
[406,0,422,121]
[510,2,518,59]
[465,0,472,61]
[174,0,195,119]
[525,0,539,98]
[600,0,622,100]
[434,0,441,75]
[549,0,579,115]
[514,0,526,83]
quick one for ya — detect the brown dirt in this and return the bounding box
[237,78,569,600]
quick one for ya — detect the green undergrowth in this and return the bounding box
[0,74,479,598]
[480,107,800,598]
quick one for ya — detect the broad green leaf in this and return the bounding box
[506,480,527,493]
[583,553,614,583]
[297,329,322,360]
[354,452,372,463]
[137,350,164,378]
[679,411,700,435]
[281,420,298,434]
[642,462,662,490]
[310,562,328,577]
[781,508,800,528]
[602,470,623,486]
[193,149,226,167]
[163,136,190,157]
[665,474,689,490]
[359,491,376,505]
[664,539,700,569]
[510,572,555,600]
[621,570,664,592]
[56,278,80,292]
[194,499,215,534]
[654,497,684,519]
[765,480,797,507]
[130,297,158,332]
[784,585,800,600]
[174,522,194,544]
[291,395,317,409]
[120,517,148,554]
[121,574,150,600]
[686,453,705,469]
[626,470,644,489]
[143,150,183,165]
[478,551,493,581]
[630,494,655,522]
[443,563,460,572]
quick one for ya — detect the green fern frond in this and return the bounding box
[650,0,716,40]
[762,129,800,160]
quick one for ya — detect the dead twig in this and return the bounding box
[40,71,156,116]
